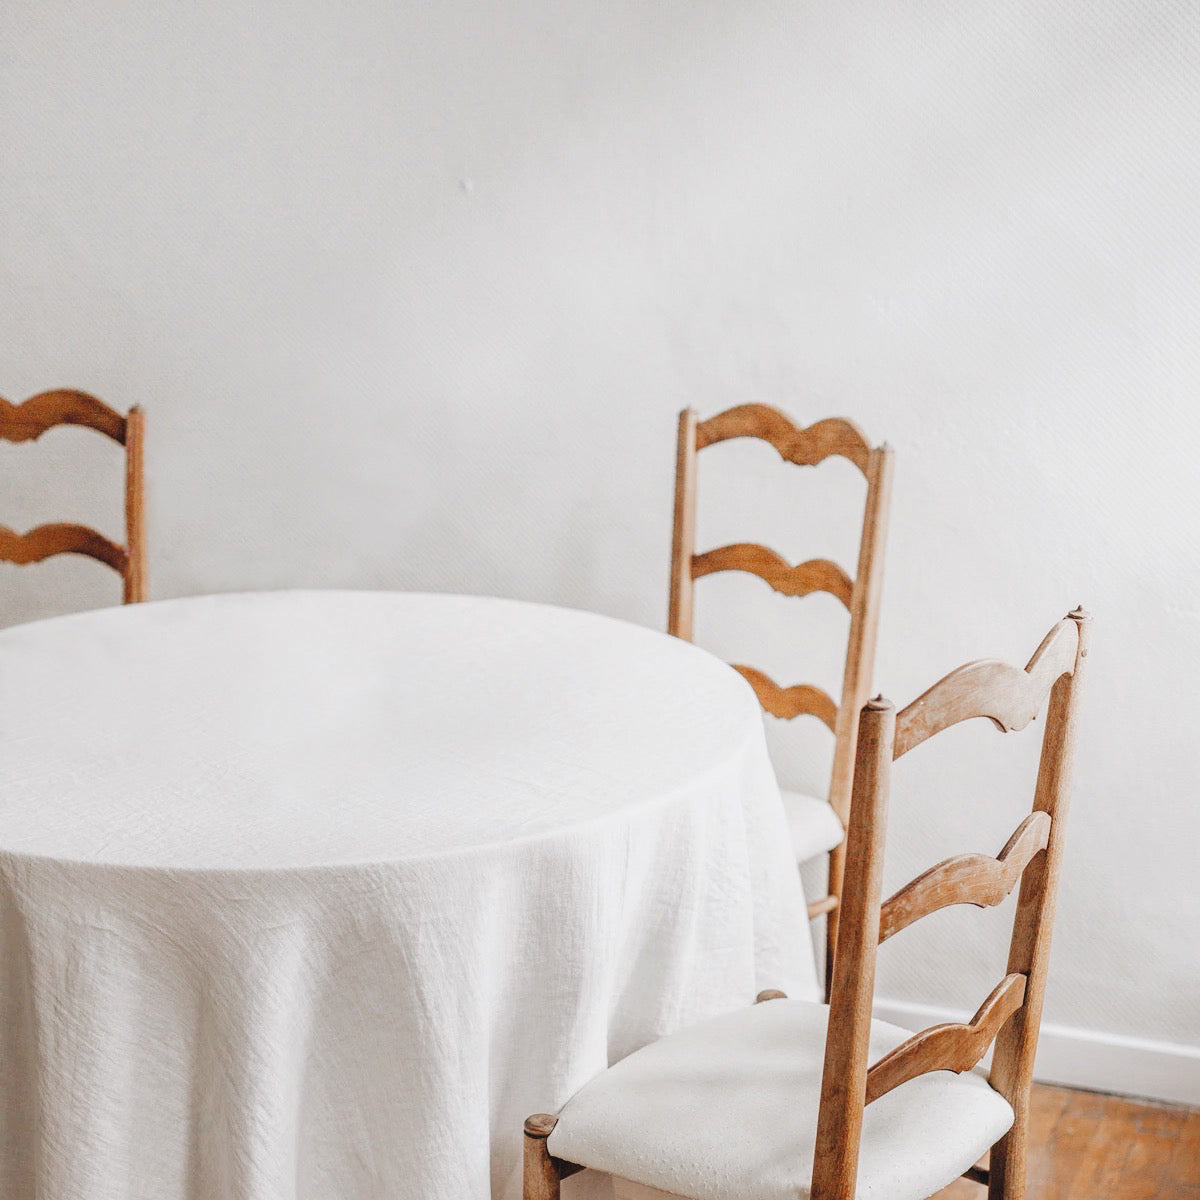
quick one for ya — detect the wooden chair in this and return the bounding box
[668,404,893,977]
[0,390,146,604]
[523,607,1090,1200]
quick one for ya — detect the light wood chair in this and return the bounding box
[524,607,1090,1200]
[668,404,893,979]
[0,390,146,604]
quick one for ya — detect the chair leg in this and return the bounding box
[822,845,843,1002]
[524,1115,562,1200]
[987,1125,1025,1200]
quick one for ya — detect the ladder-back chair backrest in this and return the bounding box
[668,403,893,953]
[0,390,146,604]
[811,608,1091,1200]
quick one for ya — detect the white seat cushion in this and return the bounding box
[548,998,1014,1200]
[779,788,845,863]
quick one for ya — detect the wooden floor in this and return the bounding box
[934,1085,1200,1199]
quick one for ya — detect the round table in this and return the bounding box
[0,591,813,1200]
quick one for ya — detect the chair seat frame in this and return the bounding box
[524,608,1091,1200]
[668,404,893,988]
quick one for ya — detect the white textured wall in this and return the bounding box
[2,2,1198,1058]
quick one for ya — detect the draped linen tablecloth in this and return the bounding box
[0,591,814,1200]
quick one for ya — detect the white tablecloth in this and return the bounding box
[0,591,813,1200]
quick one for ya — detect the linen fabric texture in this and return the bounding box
[0,591,814,1200]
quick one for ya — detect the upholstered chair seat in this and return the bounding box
[548,997,1013,1200]
[779,788,846,862]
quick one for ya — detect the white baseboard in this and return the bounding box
[874,996,1200,1109]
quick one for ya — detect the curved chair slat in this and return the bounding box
[732,665,838,730]
[691,543,853,608]
[865,973,1028,1105]
[0,523,127,573]
[0,390,128,444]
[694,404,872,475]
[893,617,1081,759]
[878,812,1051,943]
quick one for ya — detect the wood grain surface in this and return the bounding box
[934,1085,1200,1199]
